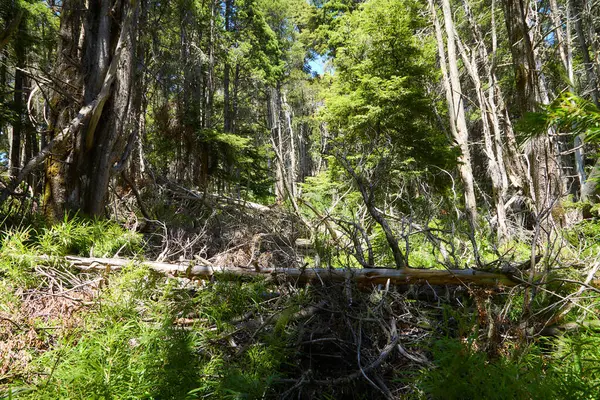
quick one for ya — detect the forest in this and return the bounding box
[1,0,600,398]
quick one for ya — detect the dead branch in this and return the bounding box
[63,256,522,287]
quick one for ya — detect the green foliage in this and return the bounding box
[317,0,455,215]
[406,234,442,268]
[4,264,292,399]
[564,218,600,244]
[551,330,600,399]
[13,267,202,399]
[0,227,38,287]
[410,294,600,400]
[517,92,600,143]
[416,338,553,400]
[36,217,142,257]
[2,215,600,399]
[233,0,286,83]
[563,218,600,258]
[0,218,141,287]
[300,169,361,215]
[299,0,361,56]
[192,277,269,325]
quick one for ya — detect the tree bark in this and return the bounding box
[336,155,407,269]
[223,0,234,134]
[86,2,138,215]
[0,49,7,138]
[572,0,599,103]
[9,45,24,178]
[65,256,522,288]
[282,91,297,196]
[454,2,508,240]
[559,0,587,193]
[270,85,286,201]
[37,0,140,219]
[502,0,563,219]
[581,158,600,203]
[437,0,478,232]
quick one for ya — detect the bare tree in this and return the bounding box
[429,0,478,233]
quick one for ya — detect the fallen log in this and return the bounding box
[64,256,521,288]
[170,189,272,213]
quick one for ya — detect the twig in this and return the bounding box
[0,316,22,330]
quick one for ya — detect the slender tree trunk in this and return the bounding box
[549,0,569,85]
[581,159,600,203]
[489,1,528,193]
[583,0,600,96]
[0,50,7,138]
[275,86,286,200]
[0,6,23,52]
[223,0,233,134]
[233,63,240,133]
[559,0,587,193]
[205,0,215,131]
[571,0,600,105]
[457,0,508,240]
[282,91,297,196]
[436,0,478,231]
[197,0,217,189]
[9,46,24,178]
[23,75,38,191]
[336,156,407,269]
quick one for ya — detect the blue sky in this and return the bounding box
[308,54,328,76]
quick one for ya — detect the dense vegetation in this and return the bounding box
[1,0,600,398]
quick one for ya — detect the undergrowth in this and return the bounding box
[411,327,600,400]
[0,218,599,399]
[3,265,291,399]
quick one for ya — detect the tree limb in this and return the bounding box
[63,255,522,287]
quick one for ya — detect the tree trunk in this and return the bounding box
[455,1,508,240]
[560,0,588,193]
[581,158,600,203]
[572,0,600,104]
[0,49,7,139]
[502,0,563,220]
[0,7,23,52]
[223,0,233,134]
[435,0,478,232]
[9,45,24,179]
[42,0,85,220]
[282,91,297,196]
[87,3,137,215]
[336,155,407,269]
[65,256,523,288]
[270,85,286,201]
[41,0,139,219]
[23,75,39,192]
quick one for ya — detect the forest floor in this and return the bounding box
[1,192,600,399]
